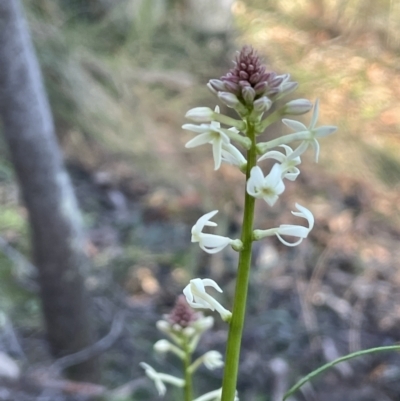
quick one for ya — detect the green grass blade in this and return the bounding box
[283,345,400,400]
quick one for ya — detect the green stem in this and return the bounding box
[221,121,257,401]
[183,337,193,401]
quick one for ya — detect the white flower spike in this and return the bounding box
[183,106,232,170]
[191,210,239,254]
[183,278,232,322]
[258,144,301,181]
[253,203,314,247]
[246,164,285,206]
[140,362,185,396]
[282,99,337,162]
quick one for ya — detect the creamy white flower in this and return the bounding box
[191,210,235,254]
[202,350,224,370]
[246,164,285,206]
[140,362,185,396]
[258,144,301,181]
[253,203,314,247]
[183,278,232,322]
[282,99,337,162]
[183,106,231,170]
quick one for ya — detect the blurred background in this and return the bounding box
[1,0,400,400]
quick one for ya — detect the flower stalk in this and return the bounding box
[221,119,257,401]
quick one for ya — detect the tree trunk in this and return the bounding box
[0,0,98,381]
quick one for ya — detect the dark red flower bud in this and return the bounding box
[166,295,199,328]
[218,45,297,107]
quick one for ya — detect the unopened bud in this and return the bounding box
[193,315,214,332]
[283,99,313,115]
[254,81,268,96]
[253,96,272,113]
[156,320,171,333]
[242,86,256,105]
[279,81,298,97]
[154,339,172,353]
[208,79,226,92]
[218,92,240,108]
[203,350,224,370]
[185,107,215,122]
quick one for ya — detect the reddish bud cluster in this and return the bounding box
[167,295,199,328]
[208,46,296,108]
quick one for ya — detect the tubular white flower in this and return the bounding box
[183,278,232,322]
[258,144,301,181]
[140,362,185,396]
[202,350,224,370]
[246,164,285,206]
[253,203,314,246]
[282,99,337,162]
[191,210,237,254]
[183,106,231,170]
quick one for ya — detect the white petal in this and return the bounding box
[250,166,265,186]
[310,99,320,128]
[311,139,320,162]
[194,389,222,401]
[277,224,309,238]
[292,203,314,230]
[314,126,337,137]
[264,193,279,207]
[183,284,195,303]
[276,234,303,247]
[280,144,293,155]
[185,133,213,148]
[221,143,246,166]
[258,150,285,163]
[282,118,307,132]
[202,278,223,293]
[290,141,309,159]
[283,168,300,181]
[195,210,219,231]
[264,164,285,190]
[212,138,223,170]
[200,233,232,249]
[182,124,209,134]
